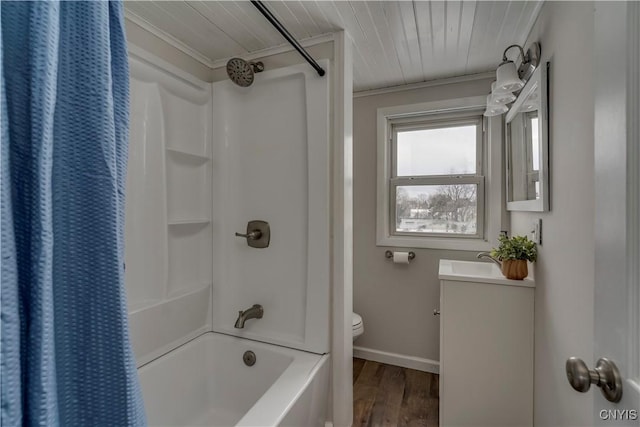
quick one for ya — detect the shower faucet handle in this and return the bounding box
[235,230,262,240]
[235,220,270,249]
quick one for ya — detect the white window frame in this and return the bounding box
[376,96,505,251]
[390,114,485,239]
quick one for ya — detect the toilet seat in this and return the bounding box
[352,313,362,328]
[352,313,364,339]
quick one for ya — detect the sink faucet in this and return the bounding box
[476,252,502,267]
[234,304,264,328]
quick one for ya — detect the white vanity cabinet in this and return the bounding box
[438,259,534,427]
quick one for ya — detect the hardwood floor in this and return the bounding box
[353,358,439,427]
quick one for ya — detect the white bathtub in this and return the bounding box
[137,332,330,427]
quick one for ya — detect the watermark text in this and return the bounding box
[599,409,638,421]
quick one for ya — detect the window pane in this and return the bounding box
[396,124,477,176]
[395,184,477,235]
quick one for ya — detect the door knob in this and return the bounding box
[566,357,622,402]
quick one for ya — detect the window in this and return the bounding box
[390,114,484,238]
[376,96,503,251]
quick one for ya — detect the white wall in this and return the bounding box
[353,77,493,367]
[510,2,595,426]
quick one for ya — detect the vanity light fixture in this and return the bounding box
[484,97,509,117]
[489,82,516,105]
[484,43,541,117]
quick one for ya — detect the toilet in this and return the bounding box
[352,312,364,341]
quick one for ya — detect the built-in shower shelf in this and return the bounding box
[168,219,211,226]
[166,147,210,162]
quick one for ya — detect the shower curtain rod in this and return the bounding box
[250,0,326,77]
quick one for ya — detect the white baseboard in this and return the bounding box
[353,346,440,374]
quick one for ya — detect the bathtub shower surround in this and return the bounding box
[1,1,145,425]
[211,61,331,354]
[125,49,213,366]
[124,46,332,426]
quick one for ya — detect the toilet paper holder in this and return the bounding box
[384,250,416,261]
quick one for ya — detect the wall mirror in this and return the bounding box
[506,63,549,211]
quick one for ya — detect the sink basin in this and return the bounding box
[450,261,496,277]
[438,259,534,287]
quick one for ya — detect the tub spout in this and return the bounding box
[476,252,502,267]
[234,304,264,328]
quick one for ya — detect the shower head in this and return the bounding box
[226,58,264,87]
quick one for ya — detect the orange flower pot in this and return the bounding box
[501,259,528,280]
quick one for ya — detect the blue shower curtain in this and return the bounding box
[1,1,146,425]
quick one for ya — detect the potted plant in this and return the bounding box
[490,234,537,280]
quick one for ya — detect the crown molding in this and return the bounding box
[125,10,215,68]
[353,71,495,98]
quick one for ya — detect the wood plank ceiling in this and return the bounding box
[124,1,543,92]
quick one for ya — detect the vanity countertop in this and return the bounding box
[438,259,535,288]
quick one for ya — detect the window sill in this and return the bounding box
[377,234,493,251]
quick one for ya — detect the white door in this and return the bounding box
[580,2,640,425]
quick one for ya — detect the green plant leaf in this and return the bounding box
[490,234,537,262]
